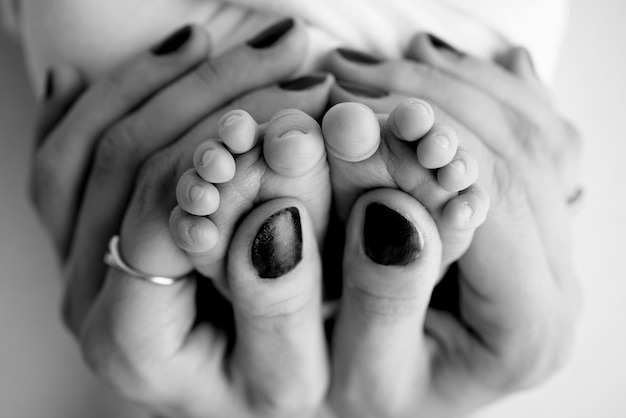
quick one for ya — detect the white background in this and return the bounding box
[1,1,624,416]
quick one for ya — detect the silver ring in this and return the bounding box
[566,187,584,207]
[104,235,187,285]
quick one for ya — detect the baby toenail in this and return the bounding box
[222,114,240,127]
[406,99,431,115]
[279,128,308,139]
[187,224,202,242]
[200,149,215,166]
[450,159,466,174]
[459,201,474,221]
[433,134,451,150]
[189,184,203,202]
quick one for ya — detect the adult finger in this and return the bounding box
[406,33,551,108]
[228,198,328,417]
[330,189,441,417]
[34,66,85,147]
[405,34,583,205]
[33,24,213,255]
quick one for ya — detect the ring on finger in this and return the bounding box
[104,235,188,285]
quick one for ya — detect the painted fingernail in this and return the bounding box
[363,202,422,265]
[43,70,54,101]
[428,34,463,57]
[151,25,192,55]
[337,48,382,65]
[247,18,294,49]
[337,80,388,98]
[251,207,303,279]
[279,73,328,91]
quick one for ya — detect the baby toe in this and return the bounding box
[442,184,489,230]
[264,109,326,178]
[437,148,479,192]
[176,168,220,216]
[169,206,220,253]
[193,140,236,183]
[388,98,435,142]
[322,102,380,163]
[218,109,261,154]
[416,124,459,169]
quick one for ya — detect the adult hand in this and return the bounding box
[30,18,332,337]
[323,35,581,415]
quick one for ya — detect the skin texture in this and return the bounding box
[30,21,580,418]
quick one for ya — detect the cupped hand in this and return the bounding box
[323,34,582,415]
[29,19,333,337]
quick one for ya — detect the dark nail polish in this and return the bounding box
[246,18,294,49]
[428,34,462,57]
[337,48,382,65]
[336,80,388,98]
[43,71,54,101]
[279,73,328,91]
[251,207,303,279]
[151,25,192,55]
[363,202,422,266]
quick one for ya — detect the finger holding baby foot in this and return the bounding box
[322,99,488,269]
[227,198,328,416]
[329,189,441,416]
[171,108,331,292]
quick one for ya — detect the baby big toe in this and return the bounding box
[437,148,479,192]
[322,102,381,163]
[193,140,236,183]
[264,109,326,178]
[176,168,220,216]
[218,110,261,154]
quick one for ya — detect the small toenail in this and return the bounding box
[459,201,474,221]
[279,128,308,139]
[223,114,240,127]
[433,134,451,150]
[187,224,202,242]
[200,149,215,167]
[189,184,203,202]
[406,99,431,115]
[450,159,466,174]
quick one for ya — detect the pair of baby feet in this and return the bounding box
[170,98,489,294]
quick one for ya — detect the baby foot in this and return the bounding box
[170,109,330,293]
[322,99,489,270]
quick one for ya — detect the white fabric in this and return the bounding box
[2,0,569,92]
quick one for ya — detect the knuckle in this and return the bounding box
[249,384,322,418]
[195,59,228,89]
[80,320,169,403]
[507,110,548,160]
[349,285,423,322]
[485,310,577,393]
[132,151,179,215]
